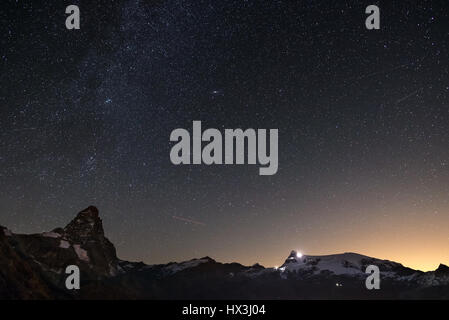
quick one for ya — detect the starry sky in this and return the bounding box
[1,0,449,271]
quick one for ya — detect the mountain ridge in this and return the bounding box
[1,206,448,299]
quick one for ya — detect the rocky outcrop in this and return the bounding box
[0,226,53,299]
[1,206,120,298]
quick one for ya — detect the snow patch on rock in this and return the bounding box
[42,232,61,238]
[164,258,211,274]
[73,244,90,262]
[59,240,70,249]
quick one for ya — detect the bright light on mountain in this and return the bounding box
[296,252,303,258]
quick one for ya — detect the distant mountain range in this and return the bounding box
[1,206,448,299]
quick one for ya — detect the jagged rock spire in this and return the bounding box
[64,206,105,242]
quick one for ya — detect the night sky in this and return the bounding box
[1,0,449,271]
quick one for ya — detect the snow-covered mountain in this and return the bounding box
[278,250,420,280]
[1,206,448,299]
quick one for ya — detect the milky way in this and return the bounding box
[1,0,449,271]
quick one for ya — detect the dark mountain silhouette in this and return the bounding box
[1,206,448,299]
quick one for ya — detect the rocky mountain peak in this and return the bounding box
[288,250,299,258]
[58,206,119,276]
[78,205,100,219]
[64,206,105,242]
[435,263,449,275]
